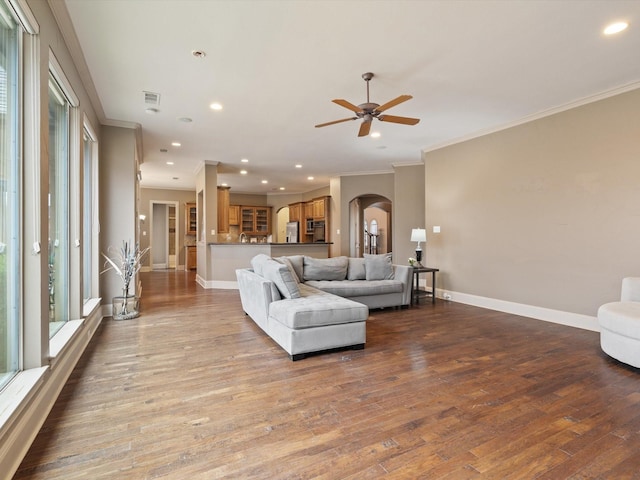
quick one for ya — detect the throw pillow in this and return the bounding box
[274,256,300,283]
[262,258,301,299]
[364,253,394,281]
[250,253,272,276]
[347,257,366,280]
[275,255,304,283]
[303,256,348,281]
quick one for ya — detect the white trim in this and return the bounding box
[0,305,102,478]
[198,277,238,289]
[436,288,599,332]
[152,263,168,270]
[424,82,640,154]
[49,319,83,359]
[48,49,79,106]
[7,0,38,34]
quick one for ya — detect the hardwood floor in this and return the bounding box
[14,271,640,479]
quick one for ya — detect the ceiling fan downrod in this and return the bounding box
[362,72,374,103]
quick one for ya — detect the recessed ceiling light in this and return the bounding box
[370,132,381,138]
[307,176,314,180]
[172,177,179,180]
[192,50,206,58]
[261,180,268,184]
[604,21,629,35]
[210,102,223,111]
[166,161,174,165]
[160,148,168,153]
[145,107,159,114]
[240,170,247,175]
[279,187,285,190]
[178,117,193,123]
[241,158,249,163]
[171,142,181,147]
[295,164,302,168]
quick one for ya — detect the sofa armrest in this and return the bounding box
[621,277,640,302]
[393,264,413,306]
[235,268,280,328]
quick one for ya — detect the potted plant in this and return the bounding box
[101,240,149,319]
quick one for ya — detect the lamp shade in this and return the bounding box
[411,228,427,243]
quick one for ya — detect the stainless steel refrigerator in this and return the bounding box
[286,221,299,243]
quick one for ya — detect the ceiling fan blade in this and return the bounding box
[315,117,358,128]
[374,95,413,113]
[378,114,420,125]
[332,99,364,113]
[358,120,372,137]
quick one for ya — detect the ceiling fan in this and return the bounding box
[315,72,420,137]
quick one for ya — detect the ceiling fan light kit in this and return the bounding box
[315,72,420,137]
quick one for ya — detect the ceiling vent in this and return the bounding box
[143,91,160,105]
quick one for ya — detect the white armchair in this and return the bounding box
[598,277,640,368]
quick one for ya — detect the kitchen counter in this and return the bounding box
[200,242,331,289]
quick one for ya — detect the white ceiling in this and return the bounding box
[61,0,640,194]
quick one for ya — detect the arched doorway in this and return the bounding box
[348,194,392,257]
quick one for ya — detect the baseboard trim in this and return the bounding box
[197,277,238,289]
[436,289,599,332]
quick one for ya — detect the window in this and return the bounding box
[48,76,70,337]
[82,124,97,303]
[0,0,20,389]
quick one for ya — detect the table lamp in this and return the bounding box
[411,228,427,267]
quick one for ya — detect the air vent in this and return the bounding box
[143,91,160,105]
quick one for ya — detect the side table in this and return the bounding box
[412,267,439,305]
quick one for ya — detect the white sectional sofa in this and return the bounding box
[598,277,640,368]
[236,254,412,360]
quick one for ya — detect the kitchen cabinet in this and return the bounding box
[217,187,230,233]
[312,196,329,220]
[305,201,314,220]
[240,206,272,235]
[185,202,197,236]
[229,205,240,226]
[185,245,197,270]
[288,202,302,223]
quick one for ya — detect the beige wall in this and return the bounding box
[425,87,640,318]
[100,126,139,301]
[139,188,197,267]
[394,164,425,266]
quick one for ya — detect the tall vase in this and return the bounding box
[112,294,139,320]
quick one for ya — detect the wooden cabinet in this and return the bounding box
[185,202,197,236]
[305,201,314,220]
[288,202,302,223]
[312,196,329,220]
[217,187,230,234]
[240,206,272,235]
[185,245,197,270]
[229,205,239,226]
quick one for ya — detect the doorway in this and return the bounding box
[349,195,392,257]
[150,200,179,270]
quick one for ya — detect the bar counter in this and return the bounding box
[200,242,331,288]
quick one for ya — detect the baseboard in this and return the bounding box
[436,288,599,332]
[197,276,238,289]
[152,263,167,270]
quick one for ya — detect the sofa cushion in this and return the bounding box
[305,279,404,297]
[269,284,368,329]
[347,257,366,280]
[364,253,394,280]
[303,256,348,281]
[262,259,301,299]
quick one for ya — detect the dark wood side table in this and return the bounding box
[412,267,439,305]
